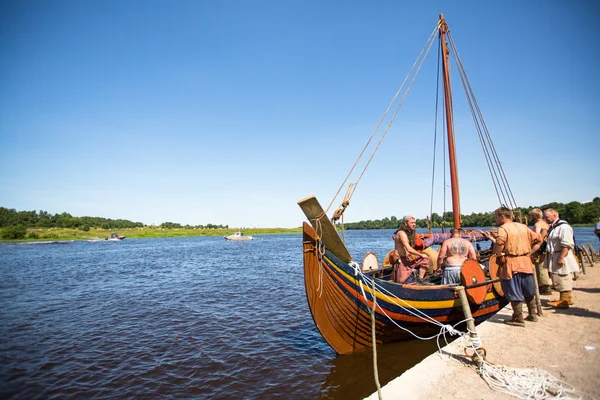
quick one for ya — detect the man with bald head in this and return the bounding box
[542,208,579,308]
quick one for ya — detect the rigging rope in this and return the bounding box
[446,31,519,211]
[429,36,441,223]
[326,20,442,215]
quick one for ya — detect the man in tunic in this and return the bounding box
[436,228,477,285]
[595,217,600,242]
[392,216,429,284]
[494,207,541,326]
[528,208,551,295]
[543,208,580,308]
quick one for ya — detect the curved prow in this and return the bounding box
[302,222,363,354]
[298,195,353,263]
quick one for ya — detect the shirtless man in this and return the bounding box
[392,216,429,284]
[528,208,551,294]
[436,228,477,285]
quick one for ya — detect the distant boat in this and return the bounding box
[106,233,126,241]
[224,232,254,241]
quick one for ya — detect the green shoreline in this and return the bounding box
[1,227,302,242]
[1,224,595,243]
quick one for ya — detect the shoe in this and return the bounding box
[504,319,525,327]
[565,291,574,305]
[548,291,570,309]
[525,296,537,321]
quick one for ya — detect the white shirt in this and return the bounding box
[546,220,579,274]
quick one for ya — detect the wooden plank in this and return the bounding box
[580,245,594,268]
[586,243,597,262]
[298,195,353,263]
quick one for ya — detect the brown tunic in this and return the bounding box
[496,221,541,279]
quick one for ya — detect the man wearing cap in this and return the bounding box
[494,206,542,326]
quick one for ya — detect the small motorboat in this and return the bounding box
[106,233,126,241]
[224,231,254,241]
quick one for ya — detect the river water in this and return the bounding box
[1,228,597,399]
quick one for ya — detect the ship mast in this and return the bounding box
[439,14,461,229]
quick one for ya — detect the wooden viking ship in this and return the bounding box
[298,15,517,355]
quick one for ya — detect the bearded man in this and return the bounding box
[392,216,429,284]
[542,208,579,308]
[494,207,541,326]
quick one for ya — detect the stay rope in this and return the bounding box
[446,31,518,210]
[325,20,442,215]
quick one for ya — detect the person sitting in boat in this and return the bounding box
[392,216,429,284]
[436,228,477,285]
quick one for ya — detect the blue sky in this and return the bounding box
[1,1,598,228]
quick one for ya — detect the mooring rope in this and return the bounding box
[353,267,591,399]
[352,266,469,347]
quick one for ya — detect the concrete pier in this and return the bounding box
[366,262,600,400]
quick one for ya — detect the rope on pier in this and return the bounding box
[457,318,594,399]
[476,359,593,400]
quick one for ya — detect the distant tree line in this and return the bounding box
[0,207,228,233]
[340,198,600,230]
[159,222,228,229]
[0,208,144,231]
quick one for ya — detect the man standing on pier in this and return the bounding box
[543,208,579,308]
[494,207,541,326]
[529,208,551,295]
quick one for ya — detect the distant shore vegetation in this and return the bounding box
[1,197,598,240]
[0,207,299,241]
[339,198,600,230]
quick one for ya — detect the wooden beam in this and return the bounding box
[298,196,353,263]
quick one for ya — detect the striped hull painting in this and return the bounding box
[302,223,508,355]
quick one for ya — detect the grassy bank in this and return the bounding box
[2,227,302,242]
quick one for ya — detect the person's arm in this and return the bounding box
[398,231,427,258]
[480,230,496,244]
[529,230,543,255]
[556,226,574,265]
[467,242,477,260]
[437,242,447,270]
[494,227,507,257]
